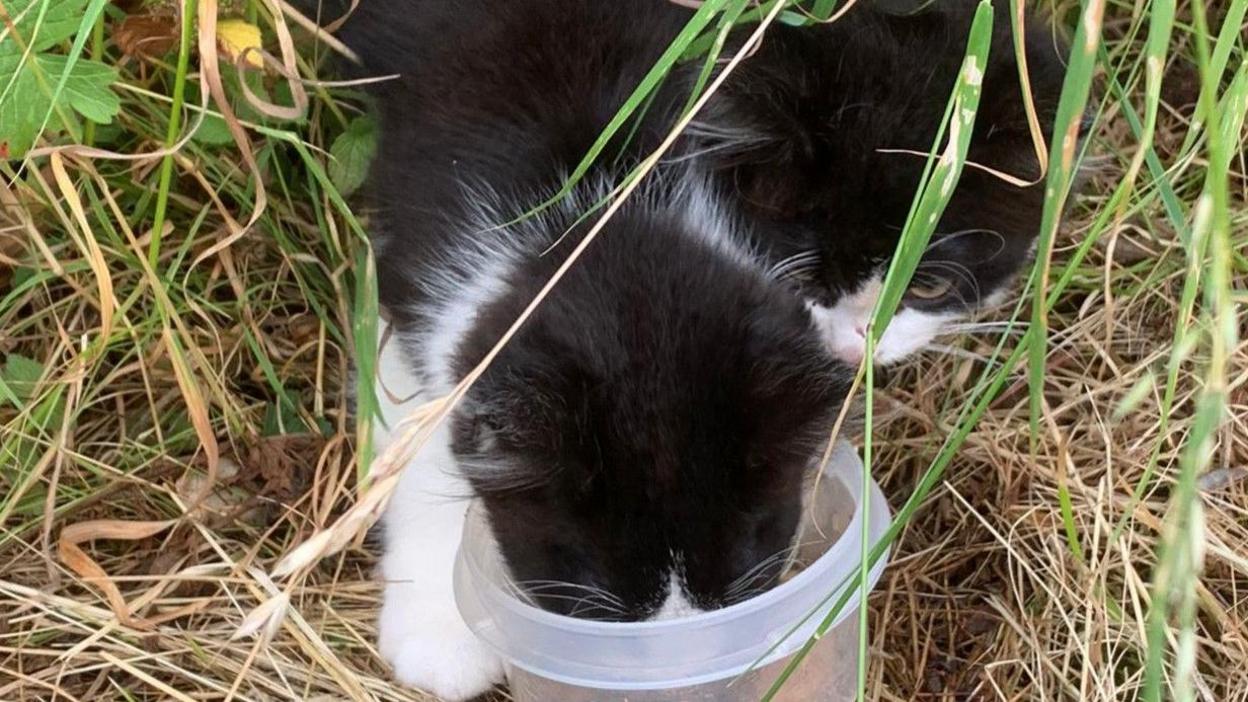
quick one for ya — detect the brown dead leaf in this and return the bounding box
[162,327,220,507]
[58,519,178,629]
[113,15,179,60]
[248,435,322,497]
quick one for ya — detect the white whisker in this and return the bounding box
[918,260,981,302]
[945,321,1028,335]
[767,249,821,281]
[927,228,1006,257]
[514,580,627,607]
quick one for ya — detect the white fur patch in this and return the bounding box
[400,185,528,396]
[670,175,762,273]
[809,273,959,366]
[418,252,517,396]
[649,570,704,621]
[375,328,504,700]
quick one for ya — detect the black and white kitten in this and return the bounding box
[338,1,847,698]
[692,0,1073,365]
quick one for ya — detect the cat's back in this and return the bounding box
[338,0,693,318]
[343,0,687,140]
[340,0,692,213]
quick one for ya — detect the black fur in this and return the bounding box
[337,0,691,317]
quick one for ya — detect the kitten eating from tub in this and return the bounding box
[329,0,1071,698]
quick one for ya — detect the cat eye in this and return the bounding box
[908,279,954,300]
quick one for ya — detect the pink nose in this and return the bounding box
[836,345,864,365]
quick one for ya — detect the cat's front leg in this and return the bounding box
[373,333,503,700]
[376,435,504,701]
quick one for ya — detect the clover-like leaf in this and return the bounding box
[328,115,377,197]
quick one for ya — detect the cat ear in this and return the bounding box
[452,365,582,458]
[451,397,506,456]
[450,394,569,496]
[690,93,817,215]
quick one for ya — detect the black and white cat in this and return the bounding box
[331,0,1071,698]
[341,1,849,698]
[370,188,845,697]
[691,0,1072,365]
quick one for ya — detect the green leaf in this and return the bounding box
[192,113,236,145]
[13,266,37,288]
[37,55,118,123]
[0,55,117,158]
[182,85,234,145]
[0,61,44,155]
[262,400,307,437]
[0,0,90,57]
[811,0,841,19]
[0,353,43,406]
[89,121,123,145]
[0,0,115,158]
[328,115,377,197]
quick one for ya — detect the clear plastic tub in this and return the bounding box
[453,441,891,701]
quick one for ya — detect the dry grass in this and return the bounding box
[865,93,1248,698]
[1,0,1246,700]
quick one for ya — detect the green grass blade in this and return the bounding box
[1114,0,1174,207]
[352,242,379,482]
[148,0,199,267]
[812,0,840,20]
[1172,0,1247,159]
[1027,0,1106,456]
[1143,2,1244,697]
[871,1,993,334]
[680,0,750,118]
[856,337,875,702]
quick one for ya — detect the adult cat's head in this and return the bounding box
[691,0,1077,365]
[445,198,847,621]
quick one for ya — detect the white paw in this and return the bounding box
[378,590,504,700]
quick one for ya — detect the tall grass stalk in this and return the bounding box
[81,10,106,146]
[1026,0,1104,454]
[1143,1,1246,696]
[147,0,200,267]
